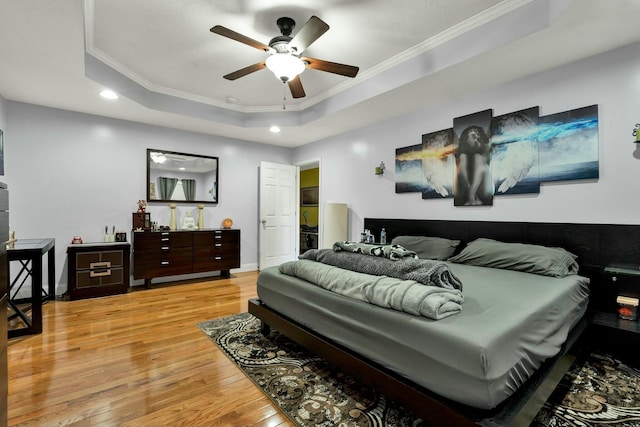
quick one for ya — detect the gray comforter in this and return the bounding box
[333,241,418,260]
[299,248,463,291]
[279,259,463,320]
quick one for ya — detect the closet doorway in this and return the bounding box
[297,159,320,255]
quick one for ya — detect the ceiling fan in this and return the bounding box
[210,16,359,99]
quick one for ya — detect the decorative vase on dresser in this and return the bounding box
[132,229,240,288]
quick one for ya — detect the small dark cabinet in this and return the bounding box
[133,229,240,287]
[588,266,640,360]
[599,266,640,313]
[66,243,131,300]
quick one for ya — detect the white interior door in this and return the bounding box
[259,161,298,270]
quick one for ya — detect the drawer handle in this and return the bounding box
[161,232,170,236]
[90,261,112,277]
[90,261,111,269]
[214,256,222,260]
[161,261,170,266]
[215,235,222,239]
[215,243,222,247]
[161,246,170,251]
[161,238,170,242]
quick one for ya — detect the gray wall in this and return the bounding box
[4,104,291,292]
[5,41,640,293]
[293,41,640,241]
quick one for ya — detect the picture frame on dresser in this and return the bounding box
[132,212,151,231]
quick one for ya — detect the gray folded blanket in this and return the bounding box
[333,241,418,260]
[279,259,463,320]
[300,248,463,291]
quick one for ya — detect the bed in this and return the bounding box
[249,218,640,426]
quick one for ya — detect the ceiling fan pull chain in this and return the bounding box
[282,82,287,110]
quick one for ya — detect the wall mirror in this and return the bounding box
[147,149,219,203]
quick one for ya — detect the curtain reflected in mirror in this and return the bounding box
[182,179,196,201]
[147,149,219,204]
[158,177,178,200]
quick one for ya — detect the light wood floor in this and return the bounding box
[7,271,296,427]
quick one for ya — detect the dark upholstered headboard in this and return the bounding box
[364,218,640,312]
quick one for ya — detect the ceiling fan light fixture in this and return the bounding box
[265,53,305,82]
[150,152,167,164]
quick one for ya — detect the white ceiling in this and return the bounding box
[1,0,640,148]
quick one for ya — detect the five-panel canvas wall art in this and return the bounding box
[395,105,599,206]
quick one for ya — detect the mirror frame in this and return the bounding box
[146,148,219,204]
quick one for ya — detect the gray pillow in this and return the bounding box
[390,235,460,260]
[447,238,579,277]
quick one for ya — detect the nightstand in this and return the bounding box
[588,266,640,361]
[66,242,131,300]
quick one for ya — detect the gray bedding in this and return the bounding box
[300,248,463,290]
[332,241,419,259]
[279,259,463,320]
[256,262,589,410]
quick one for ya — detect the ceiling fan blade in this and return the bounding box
[210,25,270,52]
[223,62,266,80]
[289,16,329,54]
[288,76,306,98]
[301,57,359,78]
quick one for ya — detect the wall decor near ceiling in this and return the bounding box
[394,104,599,207]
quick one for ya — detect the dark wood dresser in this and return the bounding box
[66,242,131,300]
[0,182,8,427]
[133,229,240,287]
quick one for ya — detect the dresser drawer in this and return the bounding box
[193,253,240,273]
[194,245,239,258]
[193,230,239,247]
[76,267,124,288]
[134,247,193,278]
[134,231,191,249]
[76,250,124,269]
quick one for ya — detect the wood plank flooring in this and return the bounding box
[7,271,295,427]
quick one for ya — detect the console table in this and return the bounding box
[7,238,55,338]
[132,229,240,287]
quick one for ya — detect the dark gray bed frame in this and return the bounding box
[249,218,640,426]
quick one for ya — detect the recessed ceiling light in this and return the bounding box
[270,126,281,133]
[100,89,118,100]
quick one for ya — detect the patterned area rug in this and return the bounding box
[197,313,640,427]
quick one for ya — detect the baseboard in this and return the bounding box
[128,263,259,287]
